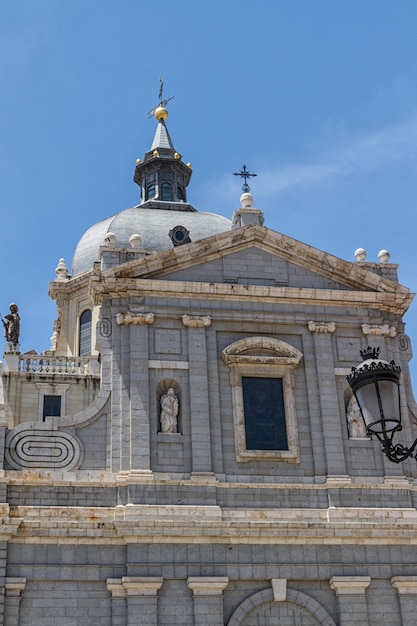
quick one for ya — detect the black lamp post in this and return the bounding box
[346,346,417,464]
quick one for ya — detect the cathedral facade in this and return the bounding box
[1,104,417,625]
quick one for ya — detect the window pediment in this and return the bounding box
[222,336,302,367]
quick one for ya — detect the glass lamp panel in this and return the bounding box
[355,379,400,434]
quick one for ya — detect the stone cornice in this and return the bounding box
[9,504,417,545]
[89,276,413,315]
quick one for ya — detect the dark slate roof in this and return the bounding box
[150,119,175,151]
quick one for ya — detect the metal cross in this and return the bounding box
[148,77,175,118]
[233,165,257,193]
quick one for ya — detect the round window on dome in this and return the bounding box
[169,225,191,247]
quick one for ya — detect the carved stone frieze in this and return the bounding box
[182,314,211,328]
[116,312,155,326]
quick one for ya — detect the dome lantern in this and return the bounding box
[134,79,192,206]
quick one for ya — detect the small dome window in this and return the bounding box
[161,182,172,201]
[146,184,156,200]
[79,309,92,356]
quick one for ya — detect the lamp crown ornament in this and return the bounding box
[360,346,380,361]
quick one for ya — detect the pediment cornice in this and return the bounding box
[99,224,409,296]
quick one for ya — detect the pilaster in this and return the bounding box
[122,577,163,626]
[129,317,153,471]
[4,577,26,626]
[329,576,371,625]
[308,322,348,477]
[391,576,417,626]
[106,578,127,626]
[182,316,213,474]
[187,576,229,626]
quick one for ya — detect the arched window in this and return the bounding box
[146,184,156,200]
[161,182,172,201]
[177,185,184,201]
[79,309,92,356]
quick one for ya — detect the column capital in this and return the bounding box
[182,314,211,328]
[122,577,163,596]
[187,577,229,595]
[116,312,155,326]
[308,321,336,334]
[5,577,26,597]
[362,323,396,337]
[391,576,417,594]
[106,578,126,598]
[329,576,371,595]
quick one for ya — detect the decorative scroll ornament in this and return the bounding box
[5,422,83,471]
[307,321,336,334]
[361,324,396,337]
[98,318,112,337]
[182,315,212,328]
[116,312,155,326]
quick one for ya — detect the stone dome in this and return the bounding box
[71,204,232,276]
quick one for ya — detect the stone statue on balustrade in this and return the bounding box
[160,388,179,433]
[2,303,20,352]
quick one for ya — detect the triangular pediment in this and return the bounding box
[102,224,409,296]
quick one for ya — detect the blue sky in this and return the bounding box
[1,1,417,378]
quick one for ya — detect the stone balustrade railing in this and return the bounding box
[19,355,98,376]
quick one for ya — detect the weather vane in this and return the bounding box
[233,165,257,193]
[148,77,175,118]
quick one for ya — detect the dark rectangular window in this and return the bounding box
[242,377,288,450]
[43,395,61,421]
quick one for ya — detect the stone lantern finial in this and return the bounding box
[354,248,367,262]
[378,249,390,264]
[55,258,69,282]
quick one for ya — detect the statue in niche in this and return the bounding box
[160,388,179,433]
[346,394,367,438]
[2,303,20,349]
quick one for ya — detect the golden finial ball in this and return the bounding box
[136,159,142,165]
[154,106,168,121]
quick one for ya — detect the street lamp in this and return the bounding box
[346,346,417,464]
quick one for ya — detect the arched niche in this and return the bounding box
[156,379,182,434]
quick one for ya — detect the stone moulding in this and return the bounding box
[5,422,84,471]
